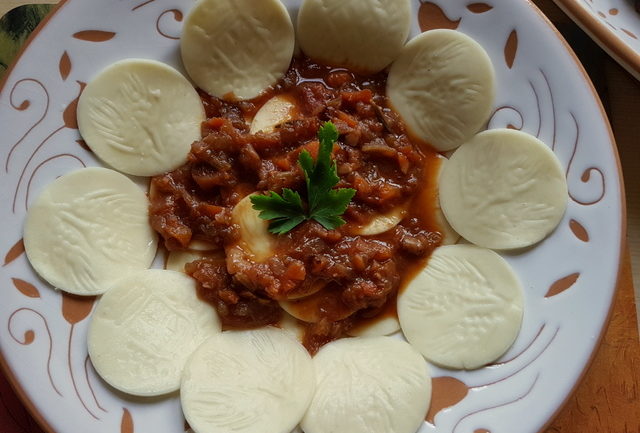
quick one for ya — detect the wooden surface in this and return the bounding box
[607,51,640,326]
[533,0,640,432]
[0,0,637,432]
[546,251,639,431]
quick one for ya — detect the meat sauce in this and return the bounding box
[149,56,442,353]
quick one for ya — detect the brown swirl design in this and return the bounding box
[490,324,545,366]
[66,324,98,420]
[5,79,50,173]
[15,80,87,212]
[62,293,99,419]
[12,125,65,213]
[7,308,61,396]
[4,239,25,266]
[529,80,542,138]
[488,105,524,131]
[84,356,107,414]
[156,9,183,40]
[427,326,556,425]
[501,71,604,206]
[0,2,615,432]
[452,375,540,432]
[418,1,461,31]
[574,168,606,204]
[25,154,87,207]
[481,328,559,387]
[566,112,605,205]
[540,70,558,150]
[488,82,542,135]
[132,0,156,11]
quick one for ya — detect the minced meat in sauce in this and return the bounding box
[149,56,442,353]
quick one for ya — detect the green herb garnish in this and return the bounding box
[250,122,356,234]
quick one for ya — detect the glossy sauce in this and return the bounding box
[150,56,443,353]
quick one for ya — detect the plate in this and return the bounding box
[553,0,640,79]
[0,0,625,432]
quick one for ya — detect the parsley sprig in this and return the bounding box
[250,122,356,234]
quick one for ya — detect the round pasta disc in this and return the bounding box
[181,0,295,100]
[434,155,460,245]
[439,129,568,250]
[387,29,495,151]
[347,315,400,337]
[24,167,157,296]
[77,59,204,176]
[297,0,411,73]
[181,328,314,433]
[166,250,205,273]
[88,269,221,396]
[301,336,431,433]
[231,195,276,262]
[279,287,353,323]
[250,95,297,134]
[277,312,305,342]
[398,244,524,369]
[355,206,407,236]
[187,240,219,251]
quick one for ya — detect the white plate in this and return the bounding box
[0,0,625,432]
[554,0,640,79]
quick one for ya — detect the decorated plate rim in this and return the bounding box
[0,0,627,432]
[553,0,640,79]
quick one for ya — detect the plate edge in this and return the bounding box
[0,1,629,433]
[0,2,71,432]
[524,1,628,432]
[553,0,640,80]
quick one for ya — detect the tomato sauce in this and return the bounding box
[149,56,442,353]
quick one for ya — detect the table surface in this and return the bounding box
[0,0,638,432]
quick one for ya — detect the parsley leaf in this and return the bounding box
[250,189,306,234]
[250,122,356,234]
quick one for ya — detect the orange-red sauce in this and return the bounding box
[149,56,442,353]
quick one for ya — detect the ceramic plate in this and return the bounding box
[0,0,625,432]
[554,0,640,79]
